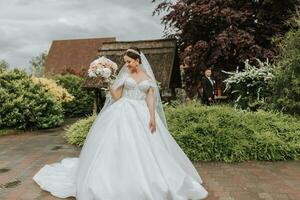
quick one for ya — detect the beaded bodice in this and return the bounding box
[122,76,155,101]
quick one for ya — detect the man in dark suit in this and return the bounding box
[201,68,215,105]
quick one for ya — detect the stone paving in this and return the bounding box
[0,119,300,200]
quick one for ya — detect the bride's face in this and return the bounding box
[124,55,139,73]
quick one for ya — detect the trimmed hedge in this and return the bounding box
[165,101,300,162]
[64,115,96,147]
[64,101,300,162]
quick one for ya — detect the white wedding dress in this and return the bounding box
[33,76,209,200]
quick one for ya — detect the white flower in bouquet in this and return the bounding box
[111,63,118,71]
[101,68,112,79]
[88,63,98,77]
[96,67,104,75]
[88,70,97,78]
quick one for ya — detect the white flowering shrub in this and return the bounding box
[222,59,274,110]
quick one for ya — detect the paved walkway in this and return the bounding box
[0,119,300,200]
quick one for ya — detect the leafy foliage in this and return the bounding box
[269,17,300,115]
[165,101,300,162]
[64,102,300,162]
[31,76,74,104]
[54,74,95,117]
[222,59,274,110]
[64,115,96,147]
[29,51,48,77]
[0,60,9,72]
[0,69,64,129]
[153,0,300,98]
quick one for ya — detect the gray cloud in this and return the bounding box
[0,0,165,69]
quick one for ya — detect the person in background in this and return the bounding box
[201,68,216,105]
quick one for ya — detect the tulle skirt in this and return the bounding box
[33,97,208,199]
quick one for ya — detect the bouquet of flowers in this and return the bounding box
[88,56,118,84]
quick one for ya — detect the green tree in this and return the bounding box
[0,60,9,72]
[269,16,300,115]
[29,51,47,77]
[153,0,300,98]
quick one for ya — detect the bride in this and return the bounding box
[33,47,209,200]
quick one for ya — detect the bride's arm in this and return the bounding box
[109,85,124,101]
[146,87,155,119]
[146,87,156,133]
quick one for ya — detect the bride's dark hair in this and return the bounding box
[124,46,142,64]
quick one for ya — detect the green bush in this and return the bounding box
[64,115,96,147]
[54,74,95,117]
[64,101,300,162]
[269,19,300,115]
[0,69,64,129]
[165,101,300,162]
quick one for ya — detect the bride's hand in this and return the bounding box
[149,118,156,134]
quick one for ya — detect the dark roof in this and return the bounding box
[90,38,181,89]
[44,37,116,76]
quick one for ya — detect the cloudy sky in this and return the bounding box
[0,0,167,69]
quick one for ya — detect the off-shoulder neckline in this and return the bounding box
[128,76,151,85]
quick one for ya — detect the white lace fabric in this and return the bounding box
[122,76,156,101]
